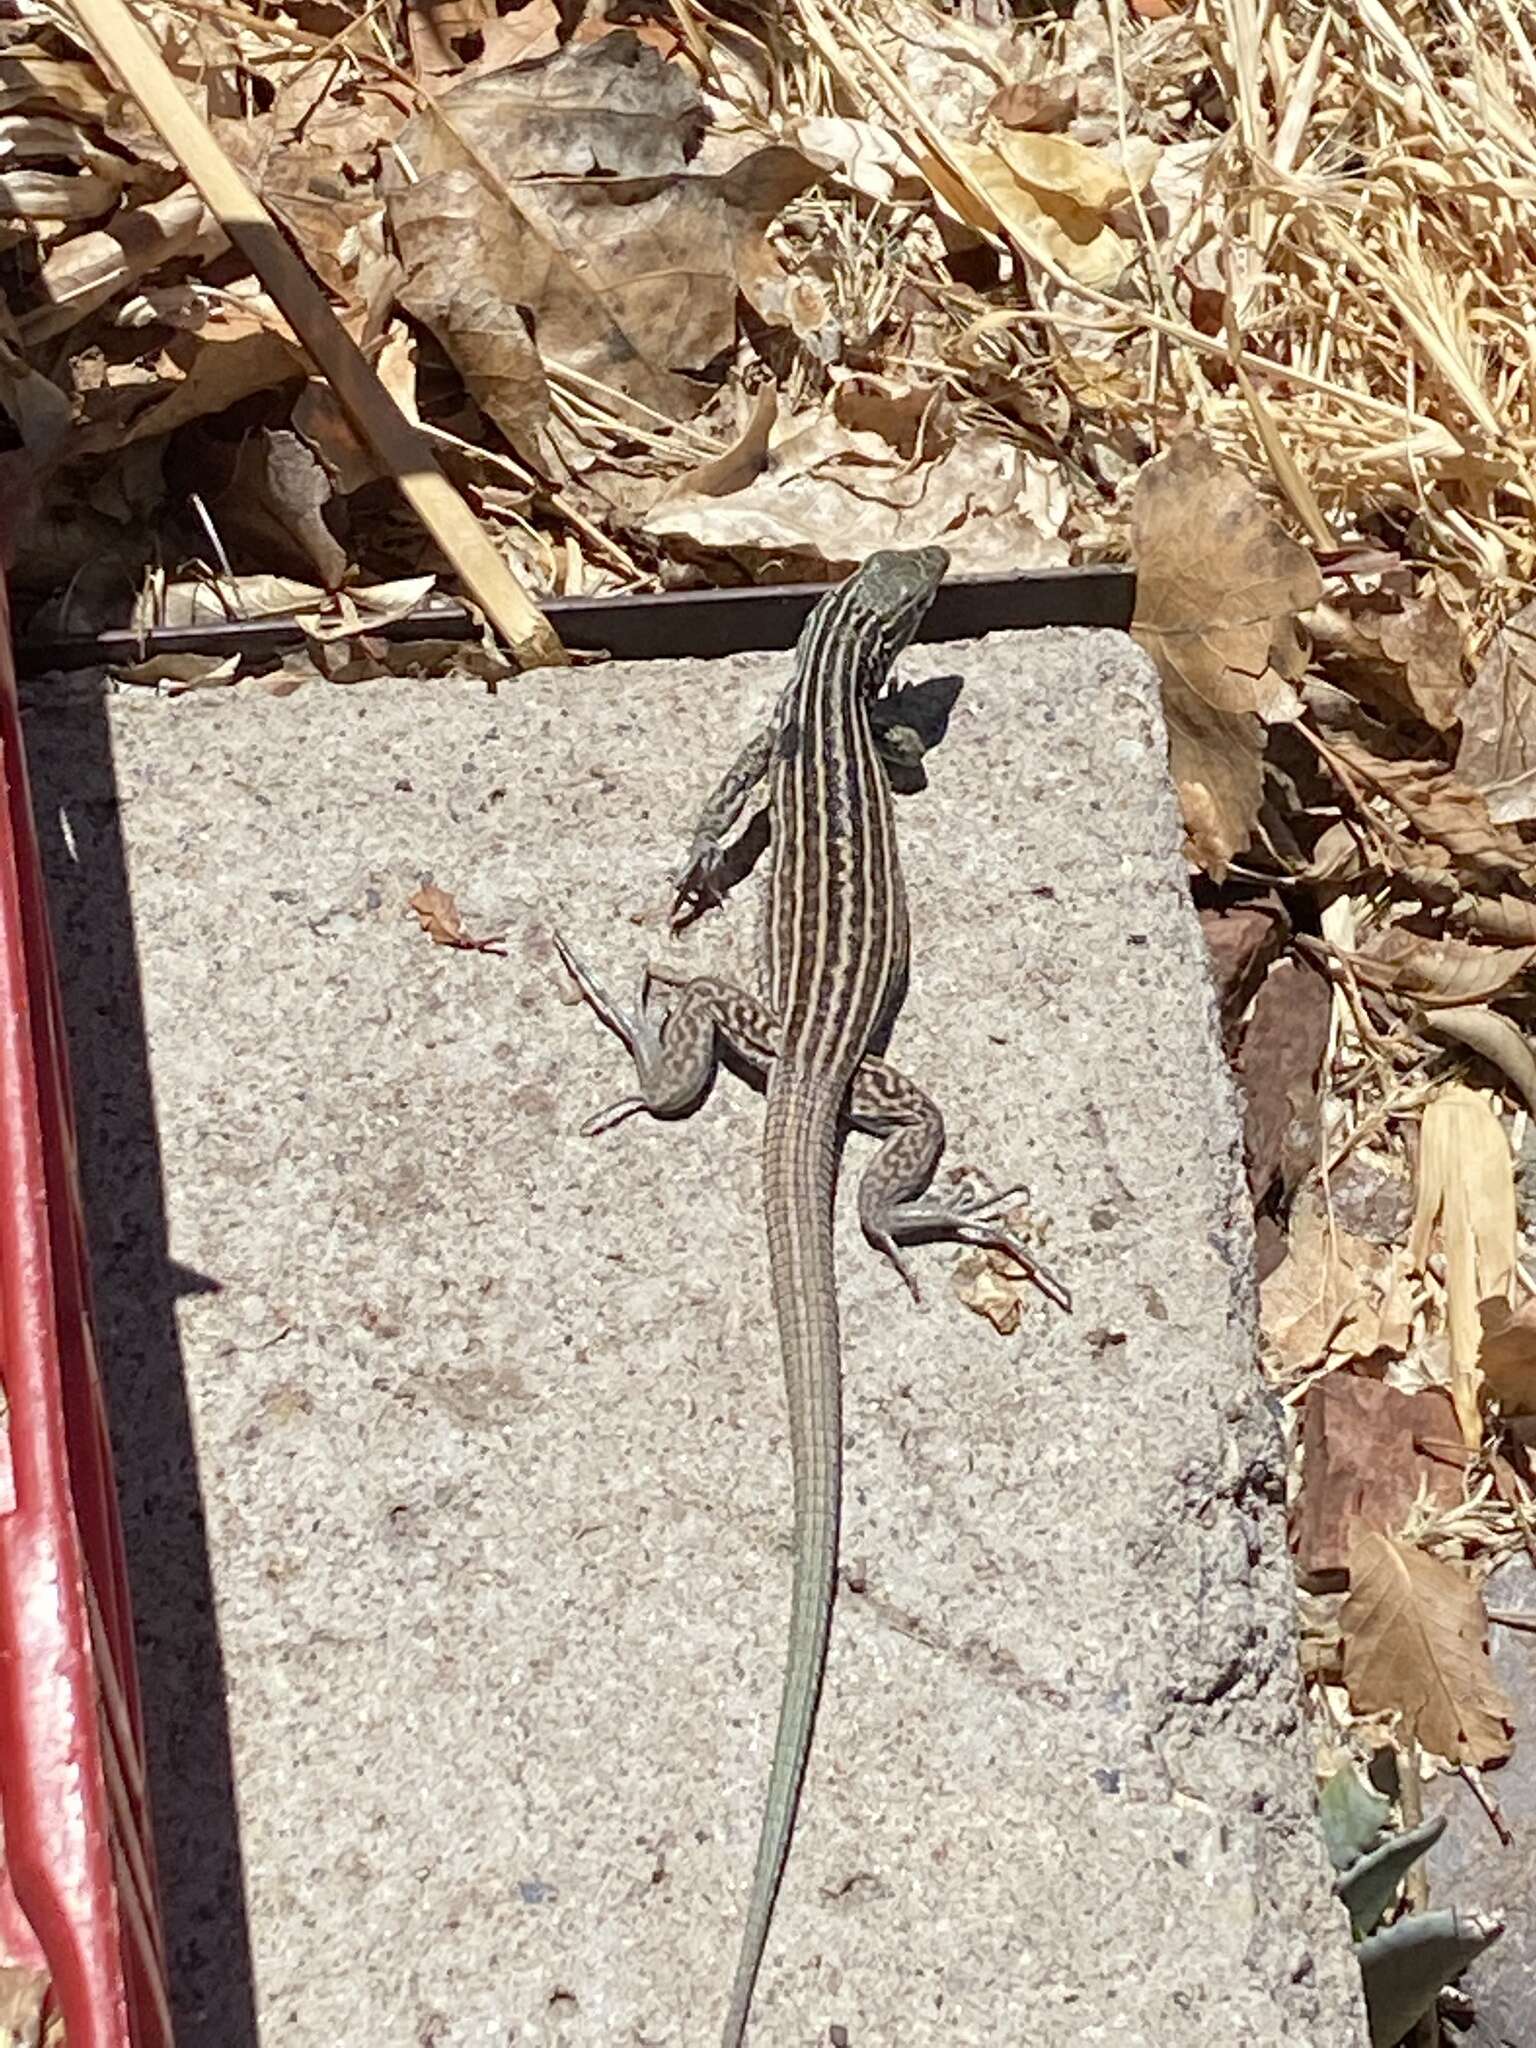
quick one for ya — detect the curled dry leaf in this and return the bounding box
[952,1247,1023,1335]
[648,386,1069,572]
[408,884,507,955]
[70,285,304,455]
[1422,1005,1536,1118]
[789,116,924,204]
[19,183,224,346]
[1340,1529,1514,1767]
[1453,892,1536,945]
[945,128,1154,290]
[1408,1083,1515,1442]
[1132,436,1322,874]
[1455,599,1536,825]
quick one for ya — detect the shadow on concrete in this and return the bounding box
[25,691,258,2048]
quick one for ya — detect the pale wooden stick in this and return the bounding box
[66,0,567,670]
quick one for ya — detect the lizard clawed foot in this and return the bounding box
[670,838,728,929]
[953,1221,1072,1314]
[868,1229,924,1306]
[939,1180,1071,1312]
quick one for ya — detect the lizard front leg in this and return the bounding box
[671,724,775,925]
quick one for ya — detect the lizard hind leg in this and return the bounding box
[850,1058,1071,1313]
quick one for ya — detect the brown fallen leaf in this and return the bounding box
[386,35,815,429]
[1238,956,1331,1216]
[1455,600,1536,825]
[1340,1528,1513,1767]
[19,182,224,345]
[1409,1084,1516,1441]
[1159,675,1263,877]
[1132,436,1322,872]
[1199,902,1285,1039]
[1293,1376,1461,1588]
[69,284,305,455]
[183,424,350,588]
[389,169,555,470]
[408,885,508,955]
[1477,1298,1536,1416]
[1133,435,1323,719]
[1453,892,1536,945]
[987,77,1077,133]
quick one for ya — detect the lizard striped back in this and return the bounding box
[723,547,948,2046]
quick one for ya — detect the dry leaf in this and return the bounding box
[1161,694,1263,877]
[1133,438,1321,872]
[1340,1529,1513,1766]
[1455,892,1536,945]
[1422,1006,1536,1117]
[1260,1198,1407,1375]
[1238,956,1331,1209]
[70,286,304,455]
[113,650,239,691]
[408,885,507,955]
[945,130,1146,289]
[1476,1298,1536,1416]
[788,116,924,204]
[1455,600,1536,824]
[19,184,224,345]
[389,169,554,468]
[1133,436,1322,720]
[952,1248,1022,1334]
[1293,1376,1460,1588]
[1322,731,1531,887]
[1308,580,1467,732]
[387,36,812,428]
[647,389,1069,572]
[987,78,1077,132]
[1351,928,1536,1007]
[1408,1084,1515,1441]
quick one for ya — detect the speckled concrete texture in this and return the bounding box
[25,627,1366,2047]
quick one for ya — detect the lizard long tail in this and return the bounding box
[721,1069,844,2047]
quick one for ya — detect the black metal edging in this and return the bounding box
[14,564,1136,676]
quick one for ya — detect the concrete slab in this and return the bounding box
[25,626,1367,2047]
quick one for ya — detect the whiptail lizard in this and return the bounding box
[554,547,1070,2044]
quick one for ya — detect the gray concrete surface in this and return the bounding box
[26,627,1367,2046]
